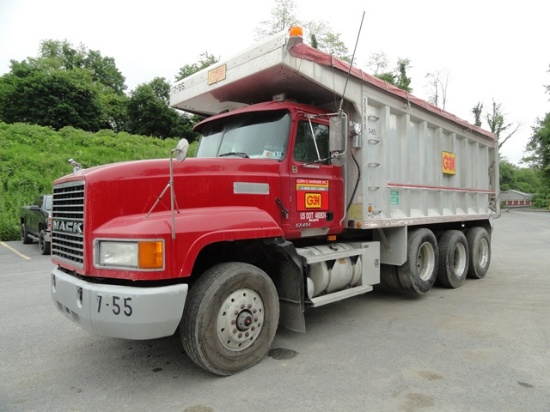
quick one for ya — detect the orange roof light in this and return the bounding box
[289,26,303,38]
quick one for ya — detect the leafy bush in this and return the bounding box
[532,192,550,209]
[0,122,197,240]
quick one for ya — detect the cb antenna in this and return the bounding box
[339,11,366,112]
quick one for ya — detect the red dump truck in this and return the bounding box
[50,26,500,375]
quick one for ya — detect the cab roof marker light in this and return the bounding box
[286,26,304,50]
[289,26,303,38]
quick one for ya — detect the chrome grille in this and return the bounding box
[52,180,85,267]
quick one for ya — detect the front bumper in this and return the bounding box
[51,267,188,340]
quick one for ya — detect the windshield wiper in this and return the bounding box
[219,152,249,158]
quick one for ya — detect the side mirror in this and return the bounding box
[329,116,346,153]
[329,115,347,167]
[174,139,189,162]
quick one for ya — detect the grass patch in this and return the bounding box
[0,122,197,240]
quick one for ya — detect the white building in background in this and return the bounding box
[500,190,532,208]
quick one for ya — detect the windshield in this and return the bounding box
[196,111,291,160]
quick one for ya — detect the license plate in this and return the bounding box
[96,294,133,317]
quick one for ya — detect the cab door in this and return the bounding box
[287,116,345,236]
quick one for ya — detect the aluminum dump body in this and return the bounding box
[170,29,500,230]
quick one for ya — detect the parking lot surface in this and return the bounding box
[1,209,549,411]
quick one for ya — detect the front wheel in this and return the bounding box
[39,230,51,255]
[180,262,279,376]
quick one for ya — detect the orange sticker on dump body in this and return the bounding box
[442,151,456,175]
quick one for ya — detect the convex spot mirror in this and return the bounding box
[175,138,189,161]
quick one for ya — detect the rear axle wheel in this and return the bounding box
[437,230,468,288]
[466,227,491,279]
[398,228,439,294]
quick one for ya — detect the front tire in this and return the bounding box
[397,228,439,294]
[180,262,279,376]
[39,230,50,255]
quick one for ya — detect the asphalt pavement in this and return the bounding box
[1,209,549,412]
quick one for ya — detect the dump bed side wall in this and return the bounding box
[344,83,499,229]
[276,47,499,228]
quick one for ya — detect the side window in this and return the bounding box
[294,121,330,164]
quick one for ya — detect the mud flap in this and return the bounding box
[264,238,306,333]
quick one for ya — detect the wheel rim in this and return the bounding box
[217,288,264,351]
[417,241,435,281]
[478,238,489,269]
[453,243,467,276]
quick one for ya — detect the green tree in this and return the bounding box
[38,40,126,93]
[472,102,483,127]
[515,167,544,194]
[499,160,544,197]
[470,99,520,149]
[523,66,550,185]
[484,100,520,149]
[0,61,104,131]
[38,40,128,130]
[303,21,350,62]
[395,58,413,93]
[369,53,413,93]
[0,39,128,132]
[98,89,129,133]
[499,160,517,192]
[523,112,550,183]
[126,77,195,140]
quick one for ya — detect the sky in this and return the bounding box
[1,0,548,165]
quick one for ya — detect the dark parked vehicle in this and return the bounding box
[20,194,52,255]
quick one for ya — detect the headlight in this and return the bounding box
[97,240,164,269]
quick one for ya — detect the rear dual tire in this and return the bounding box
[382,226,491,293]
[437,230,469,288]
[466,227,491,279]
[397,228,439,294]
